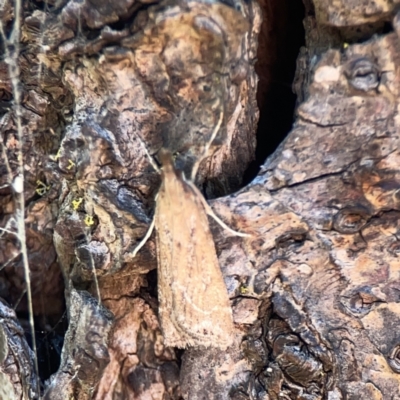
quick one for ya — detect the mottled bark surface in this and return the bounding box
[1,0,259,398]
[2,0,400,399]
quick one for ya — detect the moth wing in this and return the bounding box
[156,168,234,349]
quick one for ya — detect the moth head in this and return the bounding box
[158,148,174,169]
[158,148,189,181]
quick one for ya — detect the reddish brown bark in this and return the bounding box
[2,0,400,399]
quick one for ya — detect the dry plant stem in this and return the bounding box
[0,0,40,395]
[0,115,13,180]
[91,257,102,304]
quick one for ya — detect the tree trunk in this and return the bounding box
[1,0,400,399]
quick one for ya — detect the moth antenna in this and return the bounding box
[129,133,161,259]
[186,180,250,238]
[191,109,224,181]
[129,215,156,257]
[135,132,161,173]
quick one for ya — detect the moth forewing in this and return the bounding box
[156,152,234,349]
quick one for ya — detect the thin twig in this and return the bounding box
[0,0,40,395]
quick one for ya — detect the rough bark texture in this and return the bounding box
[0,299,39,399]
[2,0,400,399]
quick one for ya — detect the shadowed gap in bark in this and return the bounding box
[243,0,306,184]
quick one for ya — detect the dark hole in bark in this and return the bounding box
[35,316,67,381]
[243,0,305,184]
[23,310,67,382]
[146,268,158,300]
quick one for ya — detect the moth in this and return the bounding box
[133,113,248,349]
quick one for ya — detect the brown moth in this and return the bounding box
[155,149,235,348]
[133,114,248,349]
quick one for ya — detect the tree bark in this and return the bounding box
[2,0,400,399]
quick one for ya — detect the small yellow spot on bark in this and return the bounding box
[35,180,51,196]
[239,285,249,295]
[72,197,83,210]
[50,149,61,161]
[84,215,94,226]
[67,159,75,170]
